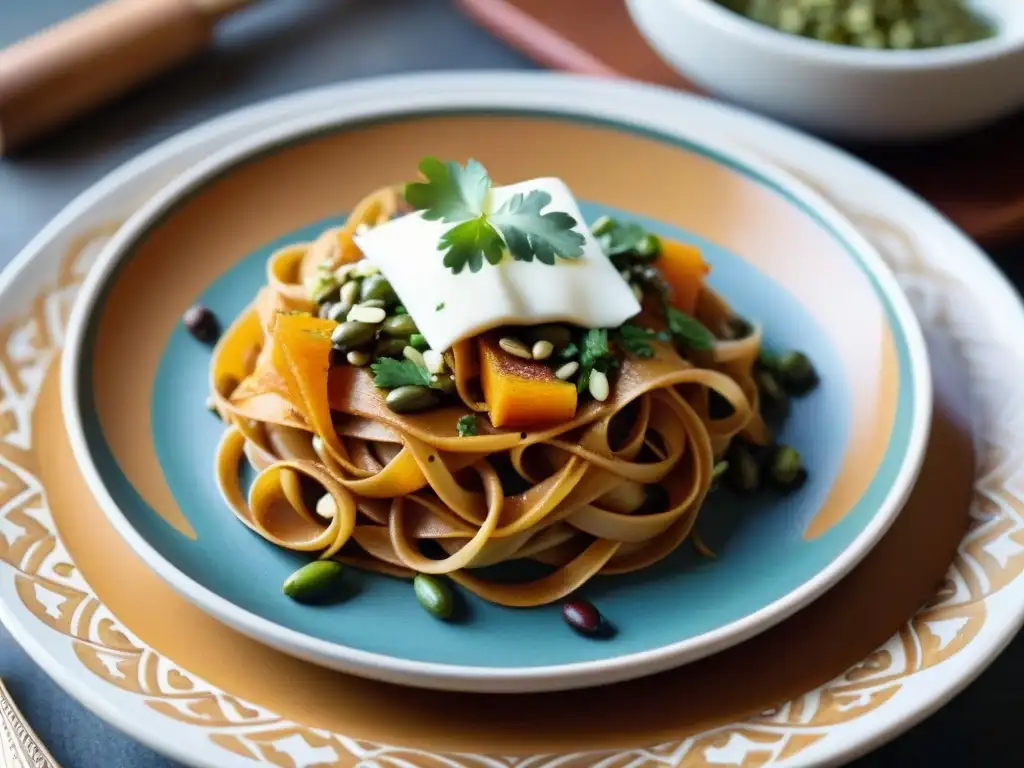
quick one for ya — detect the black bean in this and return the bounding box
[769,445,806,489]
[183,304,219,343]
[756,369,790,418]
[562,599,602,636]
[778,351,818,395]
[725,443,761,494]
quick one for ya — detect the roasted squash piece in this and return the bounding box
[658,239,710,315]
[478,335,577,429]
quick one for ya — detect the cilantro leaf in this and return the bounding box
[405,158,585,274]
[559,342,579,360]
[594,217,660,261]
[617,324,656,358]
[457,414,478,437]
[371,358,432,389]
[490,191,585,265]
[439,216,505,274]
[403,157,489,222]
[578,328,613,392]
[665,306,715,351]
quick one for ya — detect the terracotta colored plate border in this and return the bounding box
[60,96,930,692]
[0,73,1019,767]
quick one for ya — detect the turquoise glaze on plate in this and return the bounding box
[63,104,929,692]
[74,202,908,668]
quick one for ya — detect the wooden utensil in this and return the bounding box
[458,0,1024,247]
[0,0,255,155]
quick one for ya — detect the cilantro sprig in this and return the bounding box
[665,305,715,351]
[592,216,660,262]
[577,329,617,393]
[370,358,432,388]
[616,323,658,358]
[404,157,586,274]
[456,414,478,437]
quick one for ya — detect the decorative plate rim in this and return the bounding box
[0,71,1018,768]
[59,90,931,693]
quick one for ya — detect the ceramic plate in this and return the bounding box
[60,91,929,692]
[0,73,1017,767]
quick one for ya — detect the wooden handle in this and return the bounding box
[0,0,253,155]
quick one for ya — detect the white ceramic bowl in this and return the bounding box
[627,0,1024,141]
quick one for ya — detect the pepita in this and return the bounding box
[386,385,438,413]
[283,560,344,603]
[413,574,454,619]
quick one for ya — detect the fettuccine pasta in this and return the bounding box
[206,178,808,611]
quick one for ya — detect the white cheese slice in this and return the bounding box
[353,177,641,352]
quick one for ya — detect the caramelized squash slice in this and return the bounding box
[478,335,577,429]
[658,239,710,315]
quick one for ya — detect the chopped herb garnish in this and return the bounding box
[665,305,715,351]
[594,217,660,261]
[404,157,585,274]
[436,301,445,311]
[370,358,432,389]
[617,323,657,358]
[578,328,613,392]
[559,342,579,360]
[457,414,478,437]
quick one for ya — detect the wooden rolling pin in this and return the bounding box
[0,0,255,155]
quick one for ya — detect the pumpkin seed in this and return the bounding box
[423,349,446,374]
[335,280,361,317]
[755,369,789,417]
[413,574,454,619]
[588,369,610,401]
[381,314,418,338]
[635,234,660,260]
[725,443,761,494]
[374,338,408,358]
[360,274,397,304]
[386,385,438,413]
[777,351,818,395]
[311,274,341,305]
[331,321,377,350]
[403,346,426,368]
[714,0,993,50]
[283,560,344,602]
[769,445,804,488]
[351,261,380,278]
[315,494,337,520]
[554,361,580,380]
[347,305,386,324]
[591,215,614,237]
[531,340,554,361]
[409,333,429,350]
[498,336,532,359]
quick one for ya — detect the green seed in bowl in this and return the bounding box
[714,0,994,50]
